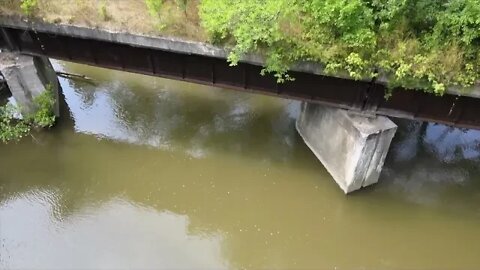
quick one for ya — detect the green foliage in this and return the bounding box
[200,0,300,82]
[0,84,56,143]
[176,0,189,14]
[199,0,480,94]
[0,104,31,143]
[29,85,56,128]
[145,0,163,18]
[145,0,166,30]
[99,1,110,21]
[20,0,37,16]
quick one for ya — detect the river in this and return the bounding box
[1,61,480,269]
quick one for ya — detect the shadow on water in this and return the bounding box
[1,61,480,269]
[352,118,480,215]
[0,79,11,106]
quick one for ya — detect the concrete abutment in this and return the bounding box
[297,102,397,193]
[0,52,59,117]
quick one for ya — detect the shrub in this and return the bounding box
[199,0,480,94]
[29,84,56,128]
[0,84,56,143]
[0,104,31,143]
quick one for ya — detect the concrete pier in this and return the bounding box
[297,102,397,193]
[0,52,59,117]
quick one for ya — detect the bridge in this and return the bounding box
[2,18,480,129]
[1,18,479,194]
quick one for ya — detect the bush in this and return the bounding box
[199,0,480,94]
[0,84,56,143]
[29,84,56,128]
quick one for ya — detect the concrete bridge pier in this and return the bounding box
[297,102,397,193]
[0,52,59,117]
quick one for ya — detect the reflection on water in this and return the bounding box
[1,193,227,269]
[63,62,301,163]
[380,120,480,209]
[1,62,480,269]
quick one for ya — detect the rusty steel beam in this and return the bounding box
[1,26,480,129]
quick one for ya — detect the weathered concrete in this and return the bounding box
[297,102,397,193]
[0,52,59,117]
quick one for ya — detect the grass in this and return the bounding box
[0,0,206,41]
[98,0,110,21]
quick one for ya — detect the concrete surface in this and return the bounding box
[0,52,59,117]
[297,102,397,193]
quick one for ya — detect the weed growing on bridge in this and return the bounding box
[20,0,37,16]
[0,84,56,143]
[144,0,199,34]
[98,1,110,21]
[145,0,163,18]
[175,0,189,16]
[145,0,192,18]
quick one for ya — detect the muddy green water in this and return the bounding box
[1,62,480,269]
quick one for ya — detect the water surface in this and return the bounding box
[1,62,480,269]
